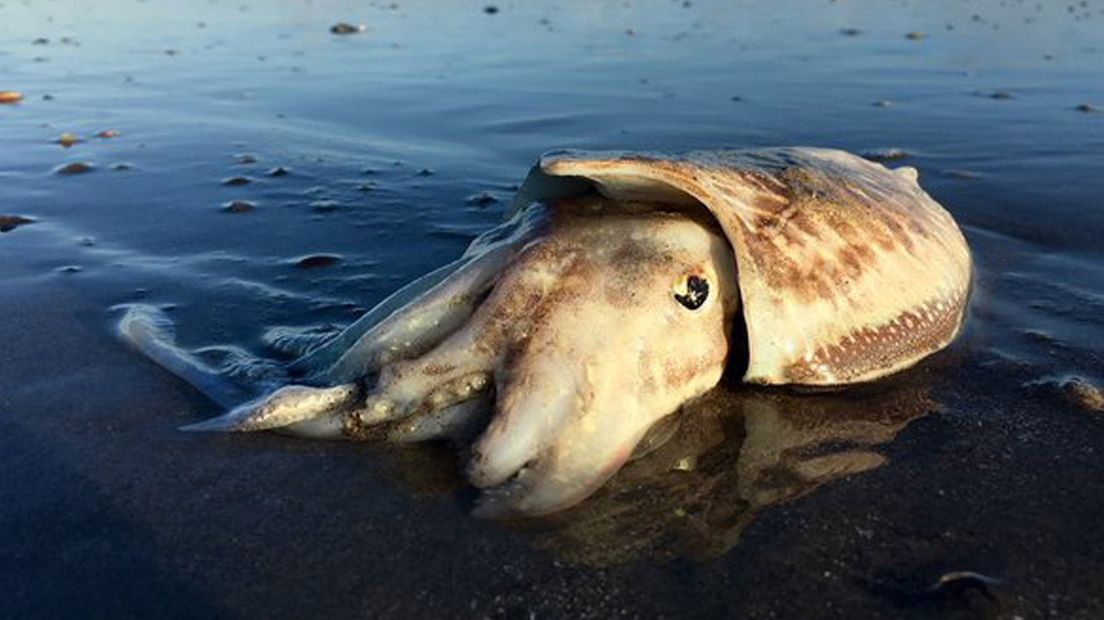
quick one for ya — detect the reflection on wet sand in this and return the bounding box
[515,377,937,566]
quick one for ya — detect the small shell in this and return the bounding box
[514,148,972,385]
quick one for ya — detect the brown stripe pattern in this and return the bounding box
[525,148,972,385]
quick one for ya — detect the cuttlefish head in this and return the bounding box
[452,201,741,516]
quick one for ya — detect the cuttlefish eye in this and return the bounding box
[674,274,709,310]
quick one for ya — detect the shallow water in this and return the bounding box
[2,0,1104,617]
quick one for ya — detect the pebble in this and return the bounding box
[1074,103,1100,113]
[267,166,290,177]
[54,162,94,175]
[874,99,894,108]
[57,133,80,148]
[1062,377,1104,412]
[57,265,83,274]
[222,176,252,186]
[236,154,258,164]
[416,168,434,176]
[989,91,1014,100]
[223,200,257,213]
[0,215,35,233]
[927,571,1003,593]
[331,22,365,35]
[484,5,499,14]
[294,254,342,269]
[905,31,926,40]
[96,129,120,138]
[466,192,499,207]
[112,163,134,171]
[840,28,862,36]
[0,91,24,104]
[309,200,340,213]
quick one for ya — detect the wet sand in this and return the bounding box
[4,249,1104,617]
[2,0,1104,617]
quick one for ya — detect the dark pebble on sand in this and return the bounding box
[223,200,257,213]
[484,5,499,14]
[1062,377,1104,412]
[1075,103,1100,113]
[57,265,82,274]
[0,215,35,233]
[840,28,862,36]
[294,254,342,269]
[222,176,252,186]
[905,31,926,40]
[310,200,340,213]
[331,22,365,35]
[31,37,49,45]
[358,182,376,192]
[417,168,434,176]
[54,162,94,175]
[112,163,134,171]
[874,99,894,107]
[861,148,910,162]
[267,166,290,177]
[926,571,1003,606]
[730,95,743,102]
[466,192,499,207]
[989,91,1014,100]
[236,154,258,164]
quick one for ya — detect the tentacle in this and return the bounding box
[117,305,252,408]
[262,324,342,358]
[179,382,361,432]
[387,395,493,443]
[347,366,493,431]
[292,205,547,383]
[119,304,360,438]
[466,353,578,489]
[301,244,515,384]
[289,258,466,379]
[471,406,652,519]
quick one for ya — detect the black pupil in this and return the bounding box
[675,275,709,310]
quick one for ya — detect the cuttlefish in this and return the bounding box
[118,148,972,517]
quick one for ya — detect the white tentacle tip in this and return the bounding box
[178,400,274,433]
